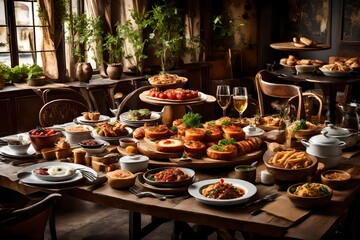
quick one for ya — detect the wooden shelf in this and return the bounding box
[270,42,331,51]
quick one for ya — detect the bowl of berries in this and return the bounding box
[28,127,61,151]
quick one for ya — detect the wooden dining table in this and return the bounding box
[271,69,360,124]
[1,145,360,240]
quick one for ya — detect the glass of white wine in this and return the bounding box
[233,87,248,119]
[216,85,231,117]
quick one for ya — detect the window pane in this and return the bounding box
[36,52,45,67]
[18,52,34,65]
[15,1,33,26]
[17,27,34,51]
[0,27,9,51]
[0,53,10,65]
[35,27,50,50]
[0,0,6,25]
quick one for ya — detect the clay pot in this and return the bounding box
[106,63,123,80]
[76,62,93,83]
[0,79,5,90]
[27,76,46,86]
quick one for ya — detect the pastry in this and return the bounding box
[184,140,206,158]
[222,125,245,141]
[236,137,262,155]
[184,128,206,141]
[144,125,169,140]
[156,139,184,153]
[203,126,223,142]
[206,144,238,160]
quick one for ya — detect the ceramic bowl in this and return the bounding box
[143,167,195,188]
[7,139,31,155]
[80,140,109,155]
[234,165,256,183]
[119,138,139,148]
[64,125,93,145]
[295,64,317,74]
[119,154,149,173]
[321,169,351,190]
[28,130,61,151]
[106,170,137,189]
[287,182,333,208]
[79,139,105,149]
[263,151,318,182]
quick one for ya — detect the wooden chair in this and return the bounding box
[0,193,61,240]
[289,92,324,123]
[255,70,304,120]
[115,85,167,120]
[39,99,89,127]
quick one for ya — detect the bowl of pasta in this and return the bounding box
[287,182,333,208]
[263,149,318,182]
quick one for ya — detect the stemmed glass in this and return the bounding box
[233,87,248,119]
[216,85,231,117]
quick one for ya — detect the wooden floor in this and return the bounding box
[44,196,242,240]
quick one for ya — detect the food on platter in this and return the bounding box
[201,178,245,199]
[148,73,187,86]
[147,88,199,100]
[206,143,238,160]
[107,170,136,188]
[292,36,317,48]
[156,139,184,153]
[185,128,206,141]
[82,111,100,121]
[328,57,359,70]
[127,109,152,120]
[133,126,145,139]
[236,137,262,155]
[147,168,191,182]
[207,117,241,127]
[184,140,206,158]
[95,121,128,137]
[65,125,92,133]
[144,125,169,140]
[33,165,76,181]
[280,55,323,67]
[291,182,331,197]
[203,126,223,142]
[320,63,353,72]
[268,150,312,169]
[286,119,319,137]
[222,125,245,141]
[259,115,281,126]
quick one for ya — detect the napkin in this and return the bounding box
[261,196,311,222]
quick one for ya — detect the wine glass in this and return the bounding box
[233,87,248,119]
[216,85,231,117]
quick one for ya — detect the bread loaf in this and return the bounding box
[236,137,262,155]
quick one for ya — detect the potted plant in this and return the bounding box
[103,21,126,80]
[26,64,46,86]
[0,61,9,90]
[147,3,184,73]
[66,13,93,82]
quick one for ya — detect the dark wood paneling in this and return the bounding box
[15,95,43,133]
[0,98,13,136]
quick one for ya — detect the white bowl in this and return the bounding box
[295,65,317,74]
[316,155,342,169]
[119,155,149,173]
[64,125,93,145]
[81,140,109,156]
[7,141,31,155]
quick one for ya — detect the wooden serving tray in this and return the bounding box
[118,138,265,169]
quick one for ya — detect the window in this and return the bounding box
[0,0,55,67]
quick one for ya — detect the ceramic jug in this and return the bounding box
[338,103,360,130]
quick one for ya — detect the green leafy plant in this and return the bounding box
[147,2,184,72]
[213,15,246,49]
[103,21,126,64]
[27,64,44,80]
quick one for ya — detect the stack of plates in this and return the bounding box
[120,111,161,127]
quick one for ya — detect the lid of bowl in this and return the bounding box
[309,131,343,146]
[243,125,265,137]
[120,154,149,163]
[322,124,350,136]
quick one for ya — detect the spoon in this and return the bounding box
[17,171,32,179]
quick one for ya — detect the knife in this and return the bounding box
[241,193,280,209]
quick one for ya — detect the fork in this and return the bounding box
[77,169,97,182]
[241,193,281,209]
[129,186,174,200]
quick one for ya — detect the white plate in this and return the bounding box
[0,145,36,159]
[17,162,96,186]
[91,127,133,144]
[76,115,110,123]
[120,111,161,123]
[188,178,257,206]
[319,68,355,77]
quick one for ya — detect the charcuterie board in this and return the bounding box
[117,138,264,169]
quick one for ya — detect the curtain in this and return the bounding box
[182,0,201,64]
[37,0,63,80]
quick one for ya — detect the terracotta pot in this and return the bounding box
[0,80,5,90]
[106,63,123,80]
[27,76,46,86]
[76,62,93,83]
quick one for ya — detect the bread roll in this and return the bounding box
[184,140,206,158]
[133,127,145,139]
[156,139,184,153]
[206,144,238,160]
[222,125,245,141]
[293,42,306,48]
[185,128,205,141]
[300,37,313,46]
[204,126,223,142]
[144,125,169,140]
